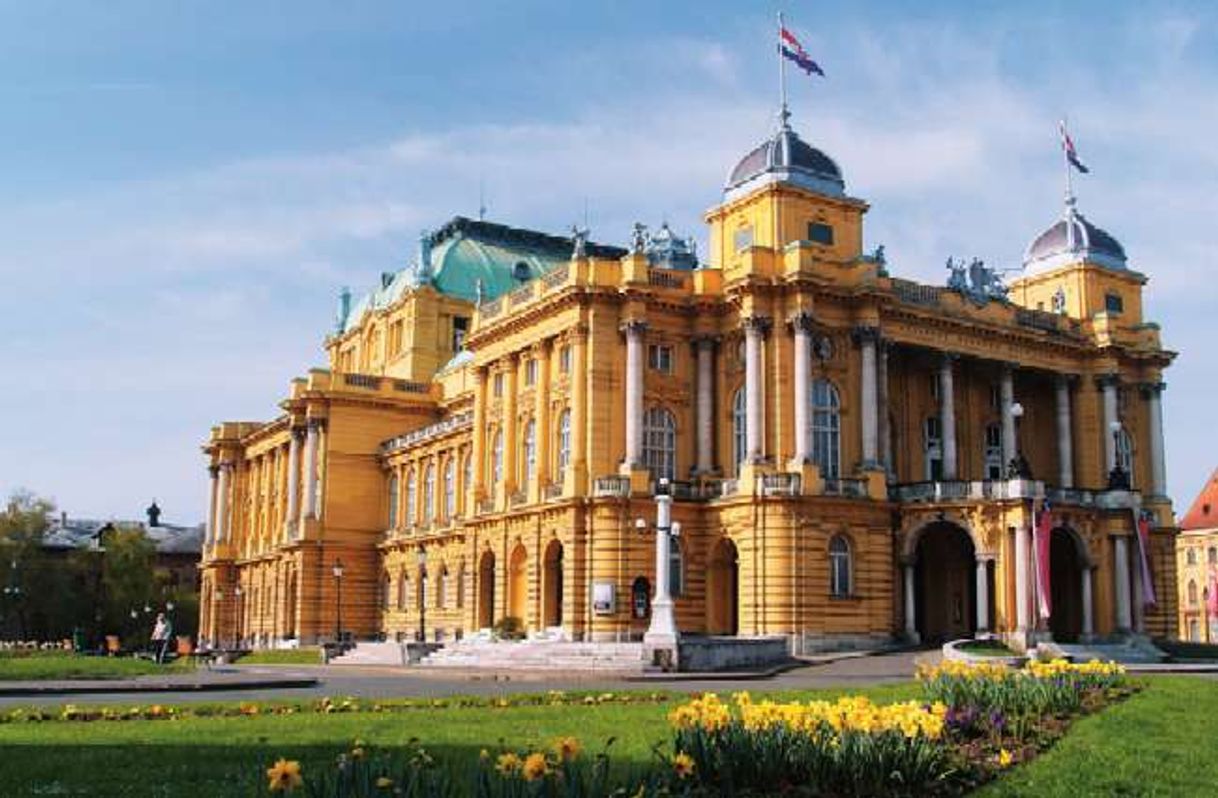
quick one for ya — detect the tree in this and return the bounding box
[101,526,157,644]
[0,491,55,640]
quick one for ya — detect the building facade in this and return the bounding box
[1176,469,1218,642]
[199,115,1178,654]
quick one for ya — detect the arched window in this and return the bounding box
[643,407,677,481]
[923,417,943,480]
[405,470,417,526]
[386,472,400,529]
[829,535,852,597]
[668,536,684,597]
[1209,547,1217,566]
[556,409,571,480]
[423,464,436,524]
[396,570,408,611]
[811,379,841,479]
[732,388,747,476]
[1115,426,1134,486]
[1189,579,1198,606]
[443,458,456,520]
[1187,548,1197,566]
[491,431,504,484]
[983,423,1003,480]
[522,419,536,483]
[436,565,448,609]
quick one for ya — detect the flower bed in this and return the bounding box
[243,658,1134,796]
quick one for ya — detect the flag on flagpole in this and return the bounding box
[1034,500,1053,620]
[1060,121,1089,173]
[779,26,824,77]
[1134,511,1158,606]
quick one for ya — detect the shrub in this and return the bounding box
[491,617,525,641]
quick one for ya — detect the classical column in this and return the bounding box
[206,465,219,546]
[472,367,487,498]
[1055,376,1075,488]
[570,328,589,492]
[215,463,231,544]
[533,340,552,494]
[939,354,958,479]
[743,316,771,463]
[878,341,891,474]
[903,563,917,639]
[694,336,717,473]
[503,355,519,492]
[284,429,302,538]
[302,419,321,522]
[1144,382,1167,496]
[1000,365,1016,470]
[622,320,647,468]
[790,314,814,464]
[1014,524,1030,634]
[856,326,879,467]
[1113,536,1132,632]
[1100,375,1120,475]
[1081,566,1095,638]
[975,557,990,634]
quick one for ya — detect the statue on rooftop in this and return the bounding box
[570,225,589,259]
[631,223,648,254]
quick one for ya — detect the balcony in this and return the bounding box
[822,477,870,498]
[592,476,631,498]
[891,479,1141,510]
[543,482,564,501]
[759,472,802,497]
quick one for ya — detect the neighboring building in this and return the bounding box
[43,506,204,595]
[199,109,1178,654]
[1177,469,1218,642]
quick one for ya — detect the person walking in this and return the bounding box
[150,613,169,664]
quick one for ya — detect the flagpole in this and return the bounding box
[1061,117,1074,212]
[777,10,789,128]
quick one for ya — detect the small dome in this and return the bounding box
[725,123,844,200]
[1024,204,1127,273]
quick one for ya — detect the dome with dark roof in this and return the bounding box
[1024,202,1127,273]
[725,123,845,200]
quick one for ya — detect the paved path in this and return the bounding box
[0,649,932,707]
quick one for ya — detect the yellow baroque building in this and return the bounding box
[1176,469,1218,642]
[199,115,1179,656]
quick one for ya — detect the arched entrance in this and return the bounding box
[542,540,563,628]
[914,522,976,642]
[507,544,528,622]
[1048,527,1086,643]
[707,538,739,635]
[477,550,495,629]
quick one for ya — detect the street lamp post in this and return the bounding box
[1108,421,1131,490]
[642,479,680,670]
[332,559,345,646]
[416,548,428,643]
[1007,402,1032,479]
[233,585,244,649]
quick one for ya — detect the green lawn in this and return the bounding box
[0,651,187,681]
[957,640,1018,657]
[0,678,1213,796]
[235,648,323,666]
[979,676,1218,796]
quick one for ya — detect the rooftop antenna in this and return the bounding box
[582,196,590,231]
[777,10,790,130]
[478,175,487,221]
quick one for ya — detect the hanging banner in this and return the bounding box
[1133,509,1157,606]
[1034,501,1053,620]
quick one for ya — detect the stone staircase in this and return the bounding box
[328,641,407,667]
[418,640,645,672]
[1044,637,1168,664]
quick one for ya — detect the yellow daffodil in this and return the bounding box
[998,749,1013,768]
[266,759,303,793]
[375,776,394,790]
[521,752,548,781]
[495,752,521,776]
[554,736,582,761]
[672,752,696,779]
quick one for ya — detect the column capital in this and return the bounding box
[691,333,720,350]
[789,310,817,334]
[1054,372,1079,387]
[851,324,881,345]
[620,318,649,336]
[1095,372,1121,390]
[208,464,221,479]
[529,337,553,356]
[742,315,772,337]
[290,426,306,442]
[1139,381,1166,397]
[939,351,959,366]
[306,417,326,432]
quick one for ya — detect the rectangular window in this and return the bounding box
[492,373,504,397]
[808,222,834,245]
[452,316,469,352]
[1105,293,1124,314]
[648,344,673,374]
[525,358,537,386]
[558,345,572,374]
[734,226,754,252]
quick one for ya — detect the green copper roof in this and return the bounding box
[335,217,627,335]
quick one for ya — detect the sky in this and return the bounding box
[1,1,1215,523]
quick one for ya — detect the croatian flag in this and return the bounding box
[780,27,824,77]
[1060,121,1089,173]
[1134,511,1157,606]
[1034,500,1054,621]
